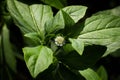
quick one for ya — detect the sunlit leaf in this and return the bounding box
[7,0,53,39]
[45,10,64,34]
[45,10,75,34]
[78,14,120,56]
[24,32,42,45]
[63,6,87,23]
[69,38,84,55]
[23,45,53,78]
[79,68,101,80]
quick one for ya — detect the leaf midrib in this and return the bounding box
[29,6,41,33]
[80,27,120,35]
[84,15,120,31]
[14,0,36,32]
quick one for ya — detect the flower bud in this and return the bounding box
[55,36,65,46]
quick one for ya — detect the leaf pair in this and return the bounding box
[78,14,120,56]
[7,0,87,39]
[7,0,53,40]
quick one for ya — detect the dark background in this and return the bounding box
[68,0,120,16]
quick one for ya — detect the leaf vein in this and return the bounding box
[14,1,36,32]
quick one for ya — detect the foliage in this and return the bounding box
[0,0,120,80]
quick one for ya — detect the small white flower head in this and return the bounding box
[55,36,65,46]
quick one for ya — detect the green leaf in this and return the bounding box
[7,0,53,39]
[69,38,84,55]
[61,10,76,35]
[58,45,106,70]
[1,24,16,72]
[63,6,87,23]
[50,41,58,52]
[59,0,67,6]
[109,42,120,57]
[41,0,65,9]
[94,6,120,17]
[23,46,53,78]
[97,66,108,80]
[63,44,74,54]
[45,10,74,34]
[78,15,120,56]
[61,10,75,27]
[24,32,42,45]
[79,68,101,80]
[45,10,64,33]
[104,41,120,56]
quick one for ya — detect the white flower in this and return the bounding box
[55,36,65,46]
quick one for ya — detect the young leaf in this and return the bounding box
[63,44,74,54]
[79,68,102,80]
[63,6,87,23]
[7,0,53,39]
[1,24,16,72]
[45,10,65,33]
[97,66,108,80]
[24,32,42,45]
[61,10,75,27]
[78,15,120,56]
[41,0,65,9]
[23,46,53,78]
[69,38,84,55]
[45,10,75,34]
